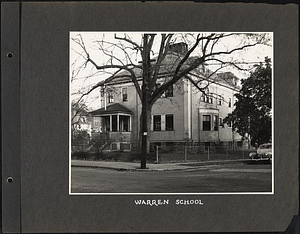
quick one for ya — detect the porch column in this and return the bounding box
[110,115,112,132]
[129,116,132,132]
[117,114,120,132]
[100,116,104,132]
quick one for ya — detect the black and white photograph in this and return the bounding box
[70,32,273,194]
[2,2,298,232]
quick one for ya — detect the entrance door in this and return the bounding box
[102,116,110,132]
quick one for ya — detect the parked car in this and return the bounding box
[249,143,272,161]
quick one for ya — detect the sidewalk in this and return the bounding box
[71,159,249,172]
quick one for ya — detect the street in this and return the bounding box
[71,162,272,194]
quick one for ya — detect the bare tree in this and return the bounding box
[71,33,271,169]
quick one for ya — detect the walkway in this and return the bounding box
[71,159,250,171]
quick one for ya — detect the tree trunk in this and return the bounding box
[140,34,152,169]
[140,101,152,169]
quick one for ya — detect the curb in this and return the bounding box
[71,159,250,172]
[71,164,198,172]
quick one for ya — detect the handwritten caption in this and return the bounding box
[134,199,203,207]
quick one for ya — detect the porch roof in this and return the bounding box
[89,103,133,116]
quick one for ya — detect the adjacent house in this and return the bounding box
[88,43,247,151]
[71,108,92,136]
[71,108,92,152]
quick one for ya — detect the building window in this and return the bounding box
[108,92,114,103]
[213,115,218,131]
[122,88,128,102]
[165,85,173,97]
[201,94,209,103]
[218,95,222,105]
[100,89,105,97]
[111,143,118,150]
[155,83,165,97]
[165,114,174,131]
[112,115,117,132]
[93,118,100,127]
[228,98,232,107]
[200,94,205,102]
[201,90,212,104]
[205,95,209,103]
[219,117,224,127]
[202,115,211,131]
[119,115,130,132]
[153,115,161,131]
[120,143,131,151]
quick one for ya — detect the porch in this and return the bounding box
[89,103,133,151]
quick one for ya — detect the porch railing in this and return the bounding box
[91,131,131,142]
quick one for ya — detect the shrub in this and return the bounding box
[128,151,156,163]
[94,152,104,160]
[72,130,90,146]
[71,151,89,159]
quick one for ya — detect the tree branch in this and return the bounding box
[87,57,142,99]
[204,58,250,71]
[114,34,142,52]
[149,34,174,90]
[208,42,261,58]
[73,68,123,109]
[94,39,142,69]
[173,34,202,77]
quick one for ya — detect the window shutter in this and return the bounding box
[161,114,165,131]
[151,115,153,131]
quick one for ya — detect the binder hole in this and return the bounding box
[6,177,13,183]
[7,52,13,58]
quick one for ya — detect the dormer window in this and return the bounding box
[165,85,173,97]
[122,87,128,102]
[107,91,114,103]
[218,95,222,105]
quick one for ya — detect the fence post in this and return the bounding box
[184,145,187,162]
[227,145,229,160]
[156,145,159,164]
[207,146,210,161]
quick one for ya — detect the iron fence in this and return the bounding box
[154,145,249,163]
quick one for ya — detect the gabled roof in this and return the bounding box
[89,103,133,116]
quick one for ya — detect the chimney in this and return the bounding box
[169,42,188,55]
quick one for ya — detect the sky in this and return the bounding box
[70,32,273,110]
